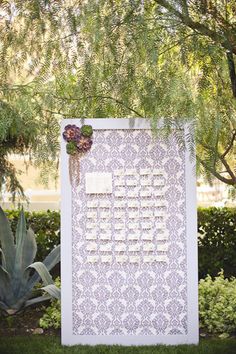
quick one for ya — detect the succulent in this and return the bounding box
[63,124,80,142]
[66,141,77,155]
[81,125,93,137]
[0,207,60,315]
[76,136,93,153]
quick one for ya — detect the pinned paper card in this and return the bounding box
[115,243,126,252]
[143,243,155,252]
[100,244,112,252]
[85,172,112,194]
[86,243,98,251]
[100,233,112,240]
[87,255,99,263]
[129,244,140,252]
[114,233,126,241]
[128,233,140,240]
[116,255,128,263]
[101,255,112,263]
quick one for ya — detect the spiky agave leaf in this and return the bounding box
[0,207,16,276]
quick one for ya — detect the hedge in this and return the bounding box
[4,207,236,279]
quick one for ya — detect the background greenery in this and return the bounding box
[1,0,236,197]
[5,207,236,279]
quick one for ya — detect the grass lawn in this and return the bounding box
[0,337,236,354]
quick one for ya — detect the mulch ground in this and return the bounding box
[0,305,60,337]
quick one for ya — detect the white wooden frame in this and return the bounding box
[61,118,198,346]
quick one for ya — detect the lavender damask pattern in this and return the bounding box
[71,129,187,335]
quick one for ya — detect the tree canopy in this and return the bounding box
[0,0,236,197]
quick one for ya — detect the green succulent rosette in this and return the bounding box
[81,125,93,137]
[66,141,78,155]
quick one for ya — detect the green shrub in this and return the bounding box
[199,271,236,336]
[5,210,60,262]
[39,278,61,330]
[198,207,236,279]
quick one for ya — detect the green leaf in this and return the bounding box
[0,247,6,269]
[22,227,37,269]
[29,262,54,286]
[43,245,60,271]
[0,207,15,275]
[0,265,14,306]
[25,295,52,308]
[42,284,61,300]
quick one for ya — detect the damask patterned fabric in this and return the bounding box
[71,129,187,335]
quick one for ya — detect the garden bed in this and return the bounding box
[0,305,60,337]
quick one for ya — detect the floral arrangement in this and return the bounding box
[63,124,93,155]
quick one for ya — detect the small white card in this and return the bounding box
[100,200,111,208]
[87,211,97,218]
[100,223,111,230]
[114,211,125,219]
[115,243,126,252]
[100,244,112,252]
[100,211,111,219]
[101,255,112,263]
[114,200,126,208]
[86,173,112,194]
[86,243,98,251]
[157,243,168,252]
[87,223,97,230]
[153,190,164,197]
[114,169,124,176]
[116,255,128,263]
[114,178,126,187]
[140,190,152,198]
[142,222,152,229]
[142,210,153,218]
[143,255,154,263]
[153,168,163,176]
[140,179,152,186]
[114,233,126,241]
[155,254,168,262]
[154,210,166,217]
[128,200,139,208]
[126,179,137,186]
[140,168,150,175]
[154,200,167,207]
[153,179,165,186]
[87,255,99,263]
[142,233,153,240]
[128,233,140,240]
[156,222,165,229]
[128,190,139,198]
[114,223,125,230]
[156,232,168,240]
[129,244,140,252]
[141,200,153,208]
[128,222,139,230]
[100,233,112,240]
[129,256,140,263]
[125,169,136,175]
[129,211,139,218]
[115,189,126,198]
[143,243,155,252]
[87,200,98,208]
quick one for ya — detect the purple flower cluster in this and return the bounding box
[63,124,93,154]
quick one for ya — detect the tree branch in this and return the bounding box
[221,129,236,158]
[154,0,236,54]
[51,95,144,117]
[226,51,236,97]
[198,157,235,185]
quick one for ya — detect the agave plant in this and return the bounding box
[0,207,60,315]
